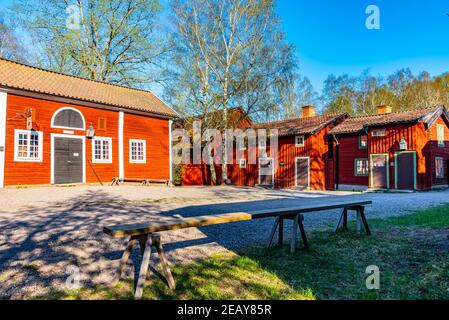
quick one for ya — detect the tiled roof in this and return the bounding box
[254,113,348,137]
[0,58,178,118]
[328,105,448,135]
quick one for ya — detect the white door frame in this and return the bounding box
[51,133,86,184]
[258,157,274,185]
[295,156,310,188]
[0,92,7,188]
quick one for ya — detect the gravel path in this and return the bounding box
[0,185,448,299]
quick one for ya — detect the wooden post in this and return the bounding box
[153,235,176,290]
[134,235,153,300]
[356,210,362,234]
[290,214,299,253]
[115,237,136,284]
[297,214,309,250]
[278,217,284,245]
[342,208,348,231]
[267,217,280,248]
[359,207,372,236]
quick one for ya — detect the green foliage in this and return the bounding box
[322,69,449,116]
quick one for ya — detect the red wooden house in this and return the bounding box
[0,58,178,187]
[179,107,253,186]
[228,106,347,190]
[328,105,449,191]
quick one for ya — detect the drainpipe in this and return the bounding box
[333,134,340,190]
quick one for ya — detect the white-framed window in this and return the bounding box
[372,129,386,137]
[14,129,43,162]
[239,158,247,169]
[129,139,146,163]
[354,158,369,177]
[92,137,112,164]
[437,124,445,147]
[435,157,445,178]
[295,135,305,147]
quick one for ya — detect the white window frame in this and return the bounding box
[239,158,247,169]
[92,137,112,164]
[295,135,305,147]
[437,124,445,147]
[14,129,43,162]
[129,139,146,164]
[435,157,444,178]
[51,107,86,130]
[372,129,386,137]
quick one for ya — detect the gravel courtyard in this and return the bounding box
[1,185,448,299]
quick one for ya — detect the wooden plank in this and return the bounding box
[104,200,372,238]
[104,212,254,238]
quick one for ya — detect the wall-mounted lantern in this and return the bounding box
[86,123,95,139]
[399,137,407,150]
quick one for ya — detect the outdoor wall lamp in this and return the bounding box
[86,123,95,139]
[399,137,407,150]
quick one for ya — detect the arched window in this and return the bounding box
[51,107,85,130]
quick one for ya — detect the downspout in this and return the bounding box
[333,134,340,190]
[169,119,173,184]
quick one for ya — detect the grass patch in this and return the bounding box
[32,205,449,300]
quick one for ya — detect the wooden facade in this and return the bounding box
[0,59,177,187]
[184,111,347,190]
[0,93,172,187]
[330,106,449,191]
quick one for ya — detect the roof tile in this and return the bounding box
[254,113,347,136]
[0,58,178,118]
[328,106,447,135]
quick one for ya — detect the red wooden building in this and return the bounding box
[328,105,449,191]
[180,107,253,186]
[228,106,347,190]
[0,58,178,187]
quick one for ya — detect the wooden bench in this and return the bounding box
[111,178,169,186]
[103,200,372,299]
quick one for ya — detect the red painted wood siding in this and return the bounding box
[426,117,449,187]
[227,126,332,190]
[4,94,169,186]
[122,113,170,180]
[336,135,369,186]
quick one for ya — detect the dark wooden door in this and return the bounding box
[54,137,83,184]
[296,158,309,188]
[371,155,388,189]
[259,158,273,186]
[396,153,415,190]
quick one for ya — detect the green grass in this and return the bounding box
[32,205,449,300]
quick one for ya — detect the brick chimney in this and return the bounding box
[302,105,316,118]
[377,105,392,115]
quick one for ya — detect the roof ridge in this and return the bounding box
[256,112,346,126]
[0,57,155,96]
[347,106,439,120]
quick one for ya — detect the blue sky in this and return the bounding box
[276,0,449,91]
[1,0,449,93]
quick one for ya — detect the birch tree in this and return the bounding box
[0,13,28,62]
[13,0,167,87]
[166,0,297,184]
